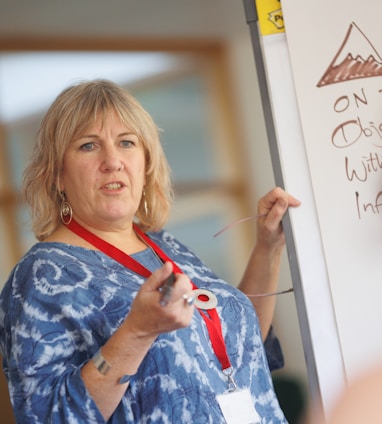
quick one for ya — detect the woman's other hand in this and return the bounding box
[256,186,301,253]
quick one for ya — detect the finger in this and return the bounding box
[259,187,300,216]
[287,193,301,208]
[258,187,285,212]
[142,261,174,292]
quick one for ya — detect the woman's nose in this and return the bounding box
[100,148,124,172]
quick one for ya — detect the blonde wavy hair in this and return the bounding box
[23,79,173,241]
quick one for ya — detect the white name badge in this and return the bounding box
[216,388,260,424]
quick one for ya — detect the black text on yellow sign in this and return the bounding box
[256,0,285,35]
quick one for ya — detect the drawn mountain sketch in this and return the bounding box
[317,22,382,87]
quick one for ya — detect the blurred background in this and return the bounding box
[0,1,308,422]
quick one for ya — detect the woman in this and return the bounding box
[0,79,300,423]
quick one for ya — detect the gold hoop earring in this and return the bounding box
[60,195,73,225]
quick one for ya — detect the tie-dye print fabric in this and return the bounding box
[0,229,287,423]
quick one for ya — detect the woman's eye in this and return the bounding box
[79,142,95,151]
[120,139,135,148]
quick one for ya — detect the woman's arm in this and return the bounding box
[238,187,300,340]
[81,262,194,420]
[3,259,193,423]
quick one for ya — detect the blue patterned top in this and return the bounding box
[0,229,287,423]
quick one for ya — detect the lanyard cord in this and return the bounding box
[66,219,232,371]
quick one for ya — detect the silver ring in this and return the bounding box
[182,294,195,306]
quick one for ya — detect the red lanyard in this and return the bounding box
[66,219,232,371]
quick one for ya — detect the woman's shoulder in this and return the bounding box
[1,242,102,298]
[22,241,103,262]
[4,242,63,280]
[12,242,93,270]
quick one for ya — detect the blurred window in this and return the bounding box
[0,51,251,286]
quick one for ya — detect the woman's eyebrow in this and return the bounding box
[79,131,136,139]
[76,133,99,140]
[118,132,136,137]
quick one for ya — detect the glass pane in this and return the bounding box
[0,52,186,122]
[134,75,218,183]
[17,205,35,253]
[6,121,39,190]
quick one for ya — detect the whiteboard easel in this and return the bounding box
[243,0,346,418]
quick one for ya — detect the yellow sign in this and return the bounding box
[256,0,285,35]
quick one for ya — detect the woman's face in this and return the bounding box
[60,111,146,231]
